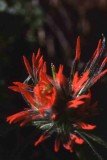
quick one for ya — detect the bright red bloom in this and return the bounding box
[7,37,107,155]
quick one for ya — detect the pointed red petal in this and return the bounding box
[12,82,36,109]
[67,99,84,108]
[63,140,73,152]
[72,71,79,91]
[38,56,43,69]
[56,64,67,86]
[13,82,30,89]
[8,86,20,92]
[72,71,79,85]
[35,48,40,61]
[91,39,102,61]
[79,122,96,130]
[43,61,47,73]
[20,115,41,126]
[19,87,36,108]
[73,70,89,94]
[7,110,31,124]
[96,39,102,55]
[76,93,91,100]
[56,64,63,84]
[99,57,107,72]
[75,36,81,61]
[32,52,36,68]
[71,134,84,144]
[54,137,60,152]
[23,56,33,77]
[34,134,48,146]
[92,69,107,84]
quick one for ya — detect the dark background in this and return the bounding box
[0,0,107,160]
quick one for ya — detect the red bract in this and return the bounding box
[7,36,107,154]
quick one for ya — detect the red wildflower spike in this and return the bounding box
[7,37,107,157]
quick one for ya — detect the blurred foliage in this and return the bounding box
[1,0,107,57]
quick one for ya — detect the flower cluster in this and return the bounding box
[7,37,107,154]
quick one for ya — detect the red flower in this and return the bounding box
[7,36,107,155]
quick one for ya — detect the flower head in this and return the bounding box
[7,37,107,155]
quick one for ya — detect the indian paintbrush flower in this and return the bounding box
[7,36,107,159]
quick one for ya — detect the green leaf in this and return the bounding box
[75,130,103,160]
[81,131,107,149]
[75,145,88,160]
